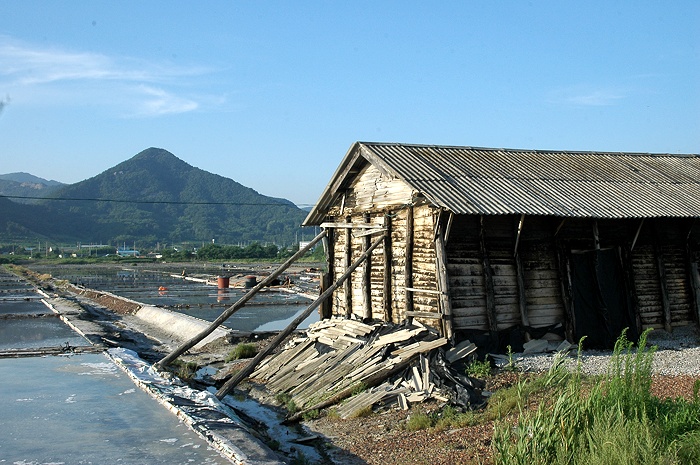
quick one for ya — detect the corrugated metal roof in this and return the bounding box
[303,142,700,225]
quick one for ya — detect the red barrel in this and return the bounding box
[244,275,257,288]
[217,276,230,289]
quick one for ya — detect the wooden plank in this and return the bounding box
[405,206,414,317]
[321,222,386,229]
[515,251,530,331]
[384,216,393,322]
[363,214,372,320]
[404,287,445,295]
[653,223,673,333]
[480,216,498,335]
[344,218,352,318]
[405,311,443,320]
[435,218,453,340]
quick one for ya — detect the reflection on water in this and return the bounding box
[31,264,319,331]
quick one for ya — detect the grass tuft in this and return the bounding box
[225,343,257,362]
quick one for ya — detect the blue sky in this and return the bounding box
[1,1,698,206]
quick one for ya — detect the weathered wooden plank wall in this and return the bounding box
[520,217,564,330]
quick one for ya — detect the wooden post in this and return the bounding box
[362,213,372,320]
[593,219,601,250]
[555,240,575,342]
[405,206,414,318]
[344,216,352,318]
[215,234,386,399]
[321,228,334,319]
[156,230,327,369]
[435,221,453,340]
[514,215,529,337]
[383,214,393,322]
[631,219,645,251]
[653,222,673,333]
[515,251,530,334]
[620,245,642,336]
[319,272,332,319]
[514,214,525,257]
[479,215,498,336]
[689,260,700,324]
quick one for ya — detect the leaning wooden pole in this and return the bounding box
[215,234,385,399]
[155,230,327,369]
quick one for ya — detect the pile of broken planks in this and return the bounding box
[249,316,482,422]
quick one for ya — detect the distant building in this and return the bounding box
[116,249,140,257]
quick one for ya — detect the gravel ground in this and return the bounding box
[517,325,700,376]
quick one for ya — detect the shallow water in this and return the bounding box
[0,354,232,464]
[0,317,89,350]
[33,264,320,331]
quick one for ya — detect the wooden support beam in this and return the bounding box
[362,213,372,320]
[215,233,386,399]
[435,220,453,341]
[631,218,645,251]
[322,227,334,320]
[653,222,673,333]
[689,260,700,325]
[444,211,454,244]
[404,287,447,295]
[555,240,575,342]
[514,214,525,257]
[383,215,393,322]
[620,245,642,336]
[353,228,386,237]
[405,311,443,320]
[479,215,498,336]
[515,250,530,334]
[321,222,383,229]
[593,219,600,250]
[156,230,328,369]
[404,206,414,318]
[344,216,352,318]
[554,218,567,237]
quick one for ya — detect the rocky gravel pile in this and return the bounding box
[516,325,700,376]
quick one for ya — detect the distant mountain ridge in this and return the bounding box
[0,148,307,246]
[0,172,64,186]
[0,172,65,203]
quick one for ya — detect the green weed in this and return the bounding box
[492,328,700,465]
[225,343,257,362]
[466,356,492,379]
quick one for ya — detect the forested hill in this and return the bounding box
[1,148,308,246]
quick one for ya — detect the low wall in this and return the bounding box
[135,306,229,349]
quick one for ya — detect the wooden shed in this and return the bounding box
[303,142,700,349]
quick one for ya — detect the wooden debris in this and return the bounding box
[251,317,463,423]
[445,340,477,364]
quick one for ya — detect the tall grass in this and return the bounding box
[492,329,700,465]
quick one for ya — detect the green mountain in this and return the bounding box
[0,173,64,204]
[0,148,307,246]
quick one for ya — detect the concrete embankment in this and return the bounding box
[135,305,229,349]
[64,282,231,349]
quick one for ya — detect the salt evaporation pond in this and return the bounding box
[0,354,232,464]
[32,264,319,332]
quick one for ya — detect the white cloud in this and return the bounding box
[548,85,627,107]
[0,35,215,117]
[133,85,199,117]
